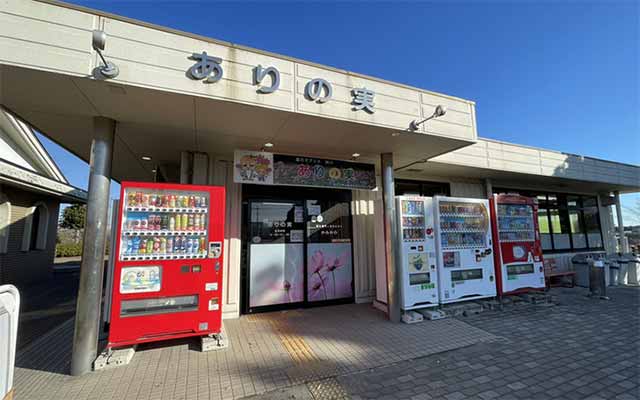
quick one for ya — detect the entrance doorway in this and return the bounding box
[241,185,354,313]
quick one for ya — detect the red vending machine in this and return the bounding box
[108,182,225,349]
[490,193,545,296]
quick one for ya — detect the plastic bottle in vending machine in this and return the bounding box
[188,215,194,231]
[194,215,200,231]
[200,196,206,208]
[188,196,195,208]
[140,217,148,231]
[199,216,205,231]
[153,237,160,254]
[175,213,181,231]
[182,214,188,231]
[186,238,193,254]
[132,236,141,254]
[167,237,174,254]
[199,237,205,253]
[174,236,182,253]
[160,237,167,254]
[146,238,154,254]
[169,216,175,231]
[139,238,147,254]
[126,238,133,255]
[161,215,168,231]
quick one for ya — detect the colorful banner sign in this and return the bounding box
[234,150,376,190]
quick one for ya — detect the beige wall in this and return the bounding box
[0,0,477,142]
[0,183,60,288]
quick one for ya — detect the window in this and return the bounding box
[21,202,49,251]
[395,179,450,197]
[494,189,604,253]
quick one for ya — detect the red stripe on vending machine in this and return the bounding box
[108,182,225,348]
[490,193,545,296]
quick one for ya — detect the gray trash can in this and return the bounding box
[627,256,640,285]
[609,262,620,286]
[571,254,591,287]
[589,259,607,298]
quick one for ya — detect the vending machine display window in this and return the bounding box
[451,269,483,282]
[409,273,430,285]
[120,295,199,317]
[439,201,488,249]
[497,204,535,242]
[506,263,535,278]
[119,188,210,261]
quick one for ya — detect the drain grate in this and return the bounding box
[307,377,350,400]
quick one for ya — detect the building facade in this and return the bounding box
[0,107,87,287]
[0,0,638,320]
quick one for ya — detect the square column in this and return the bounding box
[381,153,401,323]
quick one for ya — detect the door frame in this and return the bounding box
[240,184,354,314]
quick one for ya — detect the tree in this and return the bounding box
[60,204,86,230]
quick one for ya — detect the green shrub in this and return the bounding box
[56,242,83,257]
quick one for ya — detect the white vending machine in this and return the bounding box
[434,196,497,303]
[396,196,439,310]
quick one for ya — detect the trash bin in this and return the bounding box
[589,259,607,298]
[0,285,20,400]
[628,256,640,285]
[618,257,629,285]
[609,262,620,286]
[571,254,591,287]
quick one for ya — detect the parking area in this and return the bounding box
[12,285,639,400]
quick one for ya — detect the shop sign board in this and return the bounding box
[234,150,376,190]
[188,52,375,113]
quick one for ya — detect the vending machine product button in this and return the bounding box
[205,282,218,291]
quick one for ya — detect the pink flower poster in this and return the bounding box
[307,243,353,302]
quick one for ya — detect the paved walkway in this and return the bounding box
[12,286,639,400]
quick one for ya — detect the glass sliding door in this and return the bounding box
[247,201,305,311]
[306,199,354,303]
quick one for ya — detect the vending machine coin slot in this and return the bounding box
[191,265,201,273]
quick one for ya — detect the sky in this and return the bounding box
[39,0,639,223]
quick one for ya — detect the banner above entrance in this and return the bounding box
[234,150,376,190]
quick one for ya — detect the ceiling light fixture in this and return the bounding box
[261,142,274,152]
[409,105,447,131]
[141,156,152,161]
[351,153,361,159]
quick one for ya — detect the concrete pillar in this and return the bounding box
[70,117,115,376]
[192,152,209,185]
[381,153,401,323]
[614,191,628,253]
[484,178,493,199]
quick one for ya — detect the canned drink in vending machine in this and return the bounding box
[167,237,173,253]
[186,238,193,254]
[140,218,148,231]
